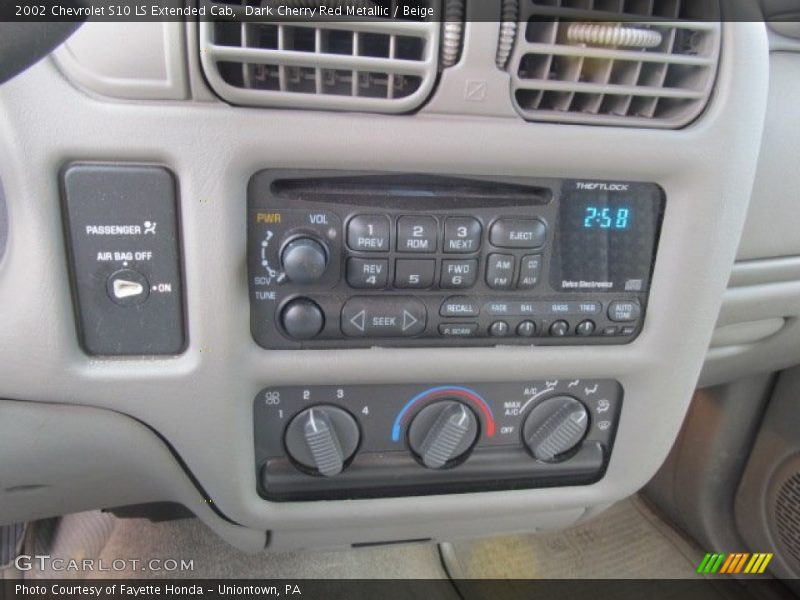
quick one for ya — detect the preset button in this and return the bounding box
[397,216,437,253]
[441,259,478,289]
[443,217,482,254]
[395,259,435,289]
[346,258,388,289]
[347,215,390,252]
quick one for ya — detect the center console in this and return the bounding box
[247,172,662,499]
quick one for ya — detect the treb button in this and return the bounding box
[341,297,426,338]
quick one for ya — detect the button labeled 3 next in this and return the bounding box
[341,297,426,338]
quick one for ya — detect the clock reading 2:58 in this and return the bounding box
[583,206,631,230]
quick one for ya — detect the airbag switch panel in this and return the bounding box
[255,380,622,501]
[61,163,185,355]
[247,171,664,349]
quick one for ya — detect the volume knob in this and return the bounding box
[284,406,360,476]
[281,237,328,284]
[407,401,478,469]
[522,396,589,462]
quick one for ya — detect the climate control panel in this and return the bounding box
[254,379,622,501]
[247,172,664,349]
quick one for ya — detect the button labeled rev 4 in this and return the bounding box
[341,297,426,337]
[347,258,388,289]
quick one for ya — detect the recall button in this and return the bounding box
[489,218,546,249]
[341,297,427,338]
[440,297,480,317]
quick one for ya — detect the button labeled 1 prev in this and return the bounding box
[62,164,185,355]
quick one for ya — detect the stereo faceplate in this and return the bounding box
[248,172,664,349]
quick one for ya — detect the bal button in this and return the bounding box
[516,320,536,337]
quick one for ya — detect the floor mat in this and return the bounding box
[441,497,705,580]
[90,515,449,581]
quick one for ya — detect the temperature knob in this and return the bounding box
[281,237,328,284]
[407,401,478,469]
[522,396,589,462]
[284,406,360,476]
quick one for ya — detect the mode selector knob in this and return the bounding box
[408,401,478,469]
[284,406,360,477]
[281,237,328,284]
[522,396,589,462]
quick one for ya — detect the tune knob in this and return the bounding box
[522,395,589,462]
[281,237,328,284]
[284,406,360,476]
[407,401,478,469]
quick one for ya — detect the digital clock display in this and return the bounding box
[550,182,665,293]
[583,206,630,229]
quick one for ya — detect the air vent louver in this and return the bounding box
[199,1,440,113]
[507,0,721,127]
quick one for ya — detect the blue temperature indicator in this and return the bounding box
[583,206,630,230]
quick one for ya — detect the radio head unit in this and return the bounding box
[247,172,664,349]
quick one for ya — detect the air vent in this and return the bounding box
[506,0,721,128]
[199,1,440,113]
